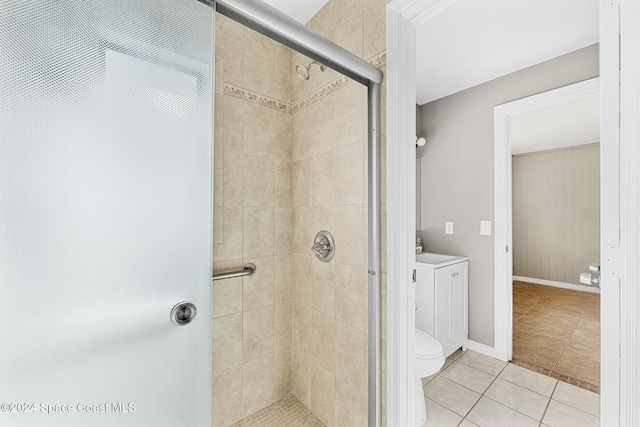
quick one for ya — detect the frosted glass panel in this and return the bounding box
[0,1,213,426]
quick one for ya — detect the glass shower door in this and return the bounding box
[0,1,213,426]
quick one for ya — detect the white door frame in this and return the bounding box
[386,1,459,424]
[386,0,639,425]
[493,77,601,363]
[598,0,622,422]
[616,0,640,424]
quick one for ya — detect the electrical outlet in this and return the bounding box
[480,220,492,236]
[445,222,453,234]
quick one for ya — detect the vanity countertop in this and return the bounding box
[416,252,468,268]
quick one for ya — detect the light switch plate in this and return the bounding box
[445,222,453,234]
[480,220,492,236]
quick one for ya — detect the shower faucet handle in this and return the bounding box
[311,242,329,256]
[311,230,335,262]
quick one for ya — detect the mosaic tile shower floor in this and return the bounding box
[228,395,325,427]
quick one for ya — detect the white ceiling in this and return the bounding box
[262,0,602,157]
[415,0,599,105]
[262,0,328,24]
[510,94,600,155]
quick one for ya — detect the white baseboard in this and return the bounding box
[513,276,600,294]
[467,340,495,358]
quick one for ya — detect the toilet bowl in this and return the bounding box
[415,328,445,426]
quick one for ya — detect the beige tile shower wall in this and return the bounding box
[211,14,295,427]
[512,144,600,285]
[290,0,389,425]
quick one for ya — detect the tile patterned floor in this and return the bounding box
[228,395,325,427]
[422,349,600,427]
[512,281,601,393]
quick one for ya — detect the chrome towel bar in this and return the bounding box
[212,263,256,281]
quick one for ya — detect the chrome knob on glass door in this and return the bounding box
[171,301,197,326]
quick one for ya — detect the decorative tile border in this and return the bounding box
[222,50,387,115]
[368,51,387,69]
[292,75,351,113]
[256,95,291,114]
[223,84,292,114]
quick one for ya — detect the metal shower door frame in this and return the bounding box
[212,1,384,425]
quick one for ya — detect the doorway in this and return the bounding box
[508,85,601,391]
[387,0,638,425]
[494,74,614,414]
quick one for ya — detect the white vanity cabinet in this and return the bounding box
[415,253,469,358]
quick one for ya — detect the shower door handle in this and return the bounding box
[171,301,197,325]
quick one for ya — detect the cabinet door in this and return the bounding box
[435,262,468,355]
[435,265,456,351]
[451,262,469,343]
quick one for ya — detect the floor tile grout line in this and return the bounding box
[423,351,496,422]
[481,395,543,423]
[477,362,549,423]
[546,398,602,420]
[495,374,556,399]
[540,378,559,426]
[549,297,591,374]
[550,323,577,372]
[474,362,553,424]
[446,358,550,400]
[454,357,506,378]
[457,356,509,423]
[548,381,603,419]
[438,362,497,396]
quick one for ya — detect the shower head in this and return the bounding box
[295,63,311,80]
[294,61,327,80]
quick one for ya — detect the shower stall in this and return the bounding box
[0,0,383,426]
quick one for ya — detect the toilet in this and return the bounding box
[415,328,445,426]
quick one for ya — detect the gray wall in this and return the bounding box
[416,44,599,347]
[513,144,600,285]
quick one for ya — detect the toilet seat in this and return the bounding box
[415,328,443,357]
[415,328,444,378]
